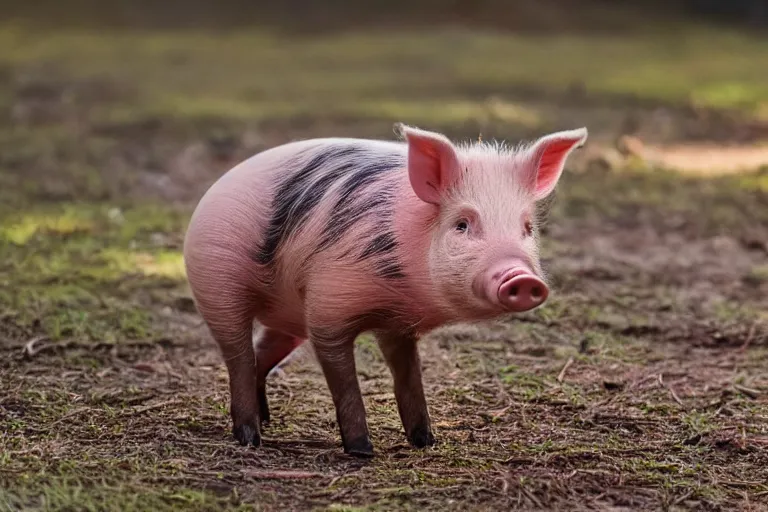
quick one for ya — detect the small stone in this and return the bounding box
[603,381,625,391]
[173,296,197,313]
[616,135,645,158]
[133,363,156,373]
[107,208,124,224]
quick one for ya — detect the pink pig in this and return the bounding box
[183,123,587,457]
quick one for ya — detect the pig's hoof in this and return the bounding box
[408,426,436,448]
[343,436,374,458]
[233,423,261,447]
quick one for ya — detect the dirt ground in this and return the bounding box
[1,3,768,511]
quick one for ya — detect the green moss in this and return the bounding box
[0,202,188,343]
[710,300,763,325]
[744,265,768,287]
[552,166,768,239]
[681,411,717,434]
[498,365,556,403]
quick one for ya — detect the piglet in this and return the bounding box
[183,123,587,457]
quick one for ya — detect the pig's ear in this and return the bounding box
[396,123,461,205]
[524,128,587,200]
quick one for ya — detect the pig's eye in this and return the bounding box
[455,220,469,233]
[523,220,533,237]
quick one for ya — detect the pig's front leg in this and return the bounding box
[377,331,435,448]
[311,330,373,457]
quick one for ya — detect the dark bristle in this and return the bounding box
[317,157,402,251]
[254,145,362,265]
[254,142,408,282]
[375,257,406,279]
[359,232,399,261]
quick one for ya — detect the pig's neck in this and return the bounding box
[392,183,454,334]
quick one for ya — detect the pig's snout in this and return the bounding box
[476,265,549,313]
[497,270,548,312]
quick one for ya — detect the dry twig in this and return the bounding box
[733,384,760,399]
[243,469,330,480]
[739,323,756,352]
[22,336,50,358]
[658,373,683,406]
[557,357,574,383]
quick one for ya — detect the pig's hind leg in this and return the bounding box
[377,331,435,449]
[188,266,263,447]
[255,328,305,425]
[205,311,262,448]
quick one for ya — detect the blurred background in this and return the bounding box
[2,0,768,206]
[1,1,767,510]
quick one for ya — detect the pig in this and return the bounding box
[183,123,587,457]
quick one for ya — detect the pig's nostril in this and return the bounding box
[508,286,519,297]
[531,287,543,299]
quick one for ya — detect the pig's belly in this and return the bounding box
[250,287,309,340]
[255,313,308,340]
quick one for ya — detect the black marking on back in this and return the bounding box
[358,232,398,261]
[255,145,362,265]
[357,231,405,279]
[316,156,403,252]
[254,141,408,282]
[374,257,406,279]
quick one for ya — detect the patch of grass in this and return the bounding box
[0,480,253,512]
[553,166,768,237]
[744,265,768,287]
[497,364,578,405]
[0,202,189,343]
[711,301,749,323]
[681,411,717,434]
[0,206,97,245]
[1,21,768,134]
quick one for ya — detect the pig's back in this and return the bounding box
[184,137,409,336]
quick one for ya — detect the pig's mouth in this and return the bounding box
[475,265,549,313]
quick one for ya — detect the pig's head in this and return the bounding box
[397,124,587,320]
